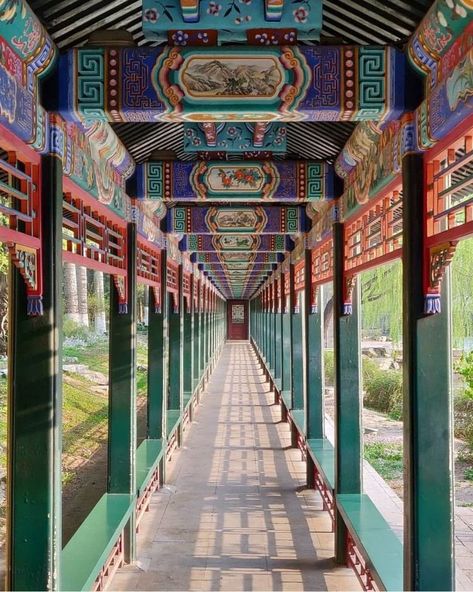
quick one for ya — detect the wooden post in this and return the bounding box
[182,276,192,405]
[148,259,165,440]
[291,265,304,411]
[281,267,293,414]
[8,154,63,591]
[305,250,324,440]
[402,153,455,591]
[333,222,361,563]
[108,222,137,562]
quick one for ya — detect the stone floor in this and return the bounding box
[111,342,360,591]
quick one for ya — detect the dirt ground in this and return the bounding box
[62,397,148,544]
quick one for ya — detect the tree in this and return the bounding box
[451,238,473,348]
[94,271,107,335]
[64,263,80,323]
[360,261,403,345]
[76,266,89,327]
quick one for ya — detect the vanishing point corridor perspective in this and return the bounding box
[111,343,359,592]
[3,0,473,591]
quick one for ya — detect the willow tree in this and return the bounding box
[361,261,403,346]
[451,238,473,349]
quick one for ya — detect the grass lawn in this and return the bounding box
[364,442,403,482]
[62,376,108,485]
[63,338,109,374]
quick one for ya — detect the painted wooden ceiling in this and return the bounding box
[27,0,434,298]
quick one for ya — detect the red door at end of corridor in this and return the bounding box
[227,300,248,340]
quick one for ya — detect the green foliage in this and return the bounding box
[454,395,473,456]
[324,349,334,386]
[364,442,403,482]
[456,351,473,400]
[451,239,473,348]
[363,365,403,420]
[0,378,7,470]
[361,261,402,345]
[63,319,92,341]
[464,467,473,481]
[0,244,9,275]
[63,338,109,374]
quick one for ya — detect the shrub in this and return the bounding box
[454,394,473,457]
[456,352,473,400]
[63,319,91,341]
[362,357,381,383]
[324,350,334,387]
[363,367,403,420]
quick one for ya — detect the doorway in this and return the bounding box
[227,300,248,340]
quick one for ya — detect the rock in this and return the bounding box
[63,364,89,374]
[64,356,79,364]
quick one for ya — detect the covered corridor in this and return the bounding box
[2,0,473,590]
[111,343,359,592]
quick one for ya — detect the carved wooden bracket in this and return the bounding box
[343,274,356,316]
[113,274,128,314]
[8,244,43,316]
[424,241,458,314]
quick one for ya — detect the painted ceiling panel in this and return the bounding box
[26,0,434,298]
[29,0,433,49]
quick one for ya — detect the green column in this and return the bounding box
[168,268,182,412]
[182,280,192,406]
[291,267,304,411]
[305,250,324,440]
[8,154,62,591]
[281,268,293,408]
[199,286,205,377]
[271,287,277,377]
[192,284,200,391]
[108,222,137,561]
[274,279,283,391]
[148,283,164,439]
[333,222,361,563]
[402,154,454,591]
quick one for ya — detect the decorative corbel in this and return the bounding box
[152,285,162,314]
[8,244,43,315]
[424,241,458,314]
[343,274,356,316]
[113,274,128,314]
[311,283,320,314]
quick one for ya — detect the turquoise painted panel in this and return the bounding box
[0,0,56,146]
[183,122,287,153]
[142,0,322,43]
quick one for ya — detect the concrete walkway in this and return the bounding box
[111,342,360,591]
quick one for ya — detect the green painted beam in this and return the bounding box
[402,154,455,591]
[8,154,63,591]
[333,222,362,564]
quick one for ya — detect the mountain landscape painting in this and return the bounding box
[182,57,283,98]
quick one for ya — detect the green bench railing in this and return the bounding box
[61,493,134,592]
[337,494,403,592]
